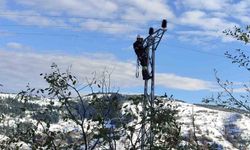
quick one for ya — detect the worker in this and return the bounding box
[133,35,151,80]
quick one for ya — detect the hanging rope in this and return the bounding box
[136,58,140,78]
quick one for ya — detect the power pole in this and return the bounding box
[137,19,167,150]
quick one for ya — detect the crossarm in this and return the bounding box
[142,28,166,50]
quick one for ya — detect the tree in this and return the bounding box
[121,95,181,150]
[0,63,181,149]
[203,25,250,113]
[0,64,123,149]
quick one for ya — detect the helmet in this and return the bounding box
[136,35,143,41]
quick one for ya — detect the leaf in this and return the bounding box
[123,104,128,108]
[69,75,72,79]
[87,124,90,130]
[30,88,35,92]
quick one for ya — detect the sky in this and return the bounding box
[0,0,249,103]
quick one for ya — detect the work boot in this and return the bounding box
[142,69,151,80]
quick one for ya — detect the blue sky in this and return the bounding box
[0,0,249,103]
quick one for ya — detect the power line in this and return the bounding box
[0,24,74,28]
[176,47,224,58]
[0,13,116,20]
[0,23,139,30]
[0,24,227,58]
[0,32,226,58]
[165,41,225,58]
[0,31,128,39]
[0,12,163,23]
[0,31,82,37]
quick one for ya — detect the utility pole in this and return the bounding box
[136,19,167,150]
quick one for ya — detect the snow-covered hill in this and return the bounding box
[172,99,250,149]
[0,92,16,99]
[0,93,249,149]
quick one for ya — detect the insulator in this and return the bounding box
[162,19,167,28]
[149,27,154,35]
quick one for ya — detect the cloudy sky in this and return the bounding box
[0,0,249,103]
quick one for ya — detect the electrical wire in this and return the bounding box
[0,13,228,59]
[0,31,226,58]
[0,31,125,40]
[0,12,164,23]
[168,44,225,58]
[0,23,142,29]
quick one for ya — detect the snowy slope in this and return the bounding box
[0,93,16,99]
[0,93,249,149]
[172,100,250,149]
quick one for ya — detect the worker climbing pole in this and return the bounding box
[133,19,167,149]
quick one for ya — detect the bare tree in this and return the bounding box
[0,63,182,149]
[203,25,250,113]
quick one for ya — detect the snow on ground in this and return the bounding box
[169,99,250,150]
[0,93,16,99]
[0,93,250,149]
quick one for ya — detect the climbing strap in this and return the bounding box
[136,58,140,78]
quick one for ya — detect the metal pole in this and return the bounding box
[149,37,155,149]
[141,79,147,150]
[151,38,155,108]
[141,45,150,150]
[138,19,167,150]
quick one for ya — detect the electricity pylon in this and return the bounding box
[138,19,167,150]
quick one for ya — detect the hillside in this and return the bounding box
[173,99,250,149]
[0,93,249,149]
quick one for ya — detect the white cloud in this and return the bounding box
[233,88,248,93]
[232,0,250,15]
[236,15,250,24]
[0,0,6,9]
[1,0,248,47]
[156,73,214,91]
[175,9,240,44]
[121,0,175,22]
[177,30,218,37]
[0,0,174,35]
[0,10,67,27]
[0,47,215,92]
[173,0,250,44]
[176,31,215,45]
[5,42,31,50]
[176,0,250,26]
[80,19,137,34]
[179,10,237,31]
[176,30,237,44]
[175,0,230,11]
[16,0,118,18]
